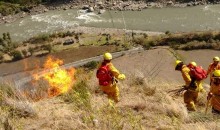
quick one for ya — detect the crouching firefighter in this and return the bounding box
[207,70,220,114]
[175,60,203,111]
[187,61,207,93]
[96,52,126,103]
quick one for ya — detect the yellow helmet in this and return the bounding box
[103,52,112,60]
[175,60,183,69]
[213,70,220,77]
[189,61,197,67]
[213,56,220,62]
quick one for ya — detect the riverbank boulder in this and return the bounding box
[82,5,90,10]
[98,9,105,14]
[88,7,94,12]
[167,1,174,6]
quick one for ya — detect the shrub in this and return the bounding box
[29,34,51,44]
[43,44,53,53]
[10,50,23,61]
[0,52,3,60]
[133,37,145,45]
[214,33,220,40]
[83,61,99,70]
[165,31,171,35]
[61,80,91,110]
[0,38,3,46]
[28,47,34,55]
[0,2,22,16]
[143,33,148,38]
[21,49,28,57]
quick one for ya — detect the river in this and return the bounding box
[1,5,220,42]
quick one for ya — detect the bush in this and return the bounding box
[28,47,34,55]
[83,61,99,70]
[61,80,91,110]
[21,49,28,57]
[29,34,51,44]
[214,33,220,40]
[0,52,3,60]
[43,44,53,53]
[143,33,148,38]
[132,36,145,45]
[165,31,171,35]
[0,2,22,16]
[10,50,23,61]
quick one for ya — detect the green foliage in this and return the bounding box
[132,31,220,50]
[61,80,91,110]
[29,34,51,44]
[0,1,22,16]
[214,32,220,40]
[28,47,34,55]
[50,31,75,38]
[0,0,41,5]
[165,30,171,35]
[10,50,23,61]
[132,36,156,50]
[0,51,3,60]
[83,61,99,70]
[0,32,18,54]
[0,38,3,46]
[21,49,27,57]
[43,44,53,53]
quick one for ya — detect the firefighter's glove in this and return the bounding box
[118,74,126,80]
[207,92,213,100]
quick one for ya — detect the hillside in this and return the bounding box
[0,46,219,129]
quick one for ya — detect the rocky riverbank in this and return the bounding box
[0,0,218,25]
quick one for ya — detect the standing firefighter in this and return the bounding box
[207,70,220,114]
[175,60,203,111]
[207,56,220,84]
[96,52,126,103]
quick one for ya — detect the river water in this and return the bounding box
[1,5,220,42]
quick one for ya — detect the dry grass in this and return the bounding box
[0,63,219,129]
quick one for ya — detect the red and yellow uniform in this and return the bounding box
[98,52,125,103]
[207,63,220,81]
[208,70,220,113]
[181,65,200,111]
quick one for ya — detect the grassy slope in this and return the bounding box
[1,48,220,130]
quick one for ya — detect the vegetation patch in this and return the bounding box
[133,31,220,50]
[0,1,22,16]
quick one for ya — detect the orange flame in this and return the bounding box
[33,57,75,97]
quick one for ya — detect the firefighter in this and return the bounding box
[96,52,126,103]
[175,60,200,111]
[207,56,220,84]
[207,70,220,114]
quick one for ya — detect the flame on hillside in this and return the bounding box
[33,57,75,97]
